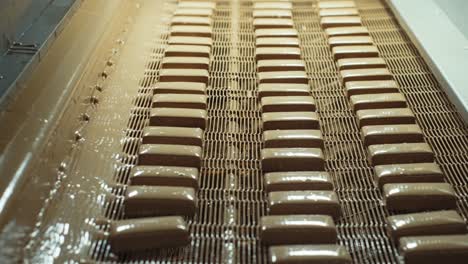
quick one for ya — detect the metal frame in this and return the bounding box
[387,0,468,123]
[0,0,81,107]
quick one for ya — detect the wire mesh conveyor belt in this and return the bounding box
[15,0,468,263]
[94,0,467,263]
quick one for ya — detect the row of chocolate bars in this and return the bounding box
[104,1,216,253]
[253,1,351,263]
[318,1,467,264]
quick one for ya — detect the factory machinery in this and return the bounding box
[0,0,467,263]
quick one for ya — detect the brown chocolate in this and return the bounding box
[255,28,298,38]
[325,26,369,37]
[351,93,406,111]
[170,25,212,38]
[319,8,359,17]
[338,57,386,70]
[124,186,196,217]
[383,183,457,212]
[149,108,207,129]
[152,94,207,109]
[161,56,210,70]
[174,8,213,17]
[387,210,466,241]
[178,1,216,10]
[129,165,199,189]
[138,144,201,169]
[253,2,293,10]
[256,47,301,61]
[257,59,306,72]
[368,142,434,166]
[256,37,300,48]
[399,234,468,264]
[153,82,206,95]
[264,129,323,149]
[269,244,352,264]
[345,80,399,97]
[165,45,210,58]
[374,163,445,189]
[171,16,212,26]
[262,112,320,130]
[253,9,293,19]
[332,45,379,60]
[261,147,325,172]
[361,124,424,146]
[321,16,362,29]
[264,171,333,192]
[318,1,356,9]
[142,126,204,146]
[340,68,393,84]
[258,71,308,84]
[168,36,213,47]
[253,18,294,29]
[258,83,310,98]
[261,214,337,245]
[268,190,341,218]
[261,96,316,112]
[356,108,416,128]
[109,216,189,252]
[159,69,209,84]
[328,36,374,48]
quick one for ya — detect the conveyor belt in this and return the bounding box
[9,0,467,263]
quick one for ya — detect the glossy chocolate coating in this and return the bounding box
[361,124,424,146]
[124,186,196,217]
[340,68,393,84]
[159,69,209,84]
[256,47,301,61]
[109,216,189,252]
[374,162,444,189]
[261,214,337,245]
[321,16,362,29]
[399,234,468,264]
[345,80,399,97]
[383,183,457,212]
[328,36,374,48]
[129,165,199,189]
[256,37,300,48]
[264,129,323,149]
[257,59,306,72]
[149,107,207,129]
[258,83,310,98]
[356,108,416,128]
[264,171,333,192]
[338,57,387,70]
[258,71,308,84]
[269,244,352,264]
[253,18,294,29]
[142,126,204,146]
[262,112,320,130]
[387,210,466,241]
[161,56,210,70]
[351,93,406,111]
[368,142,434,166]
[268,190,341,218]
[325,26,369,37]
[262,148,325,172]
[138,144,202,169]
[152,94,207,109]
[153,82,206,95]
[261,96,316,112]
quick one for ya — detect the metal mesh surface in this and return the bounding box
[89,0,468,263]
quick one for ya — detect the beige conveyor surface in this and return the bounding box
[0,0,467,263]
